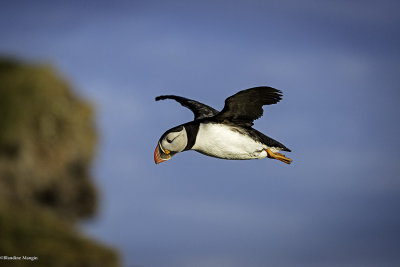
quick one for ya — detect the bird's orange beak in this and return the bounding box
[154,142,171,164]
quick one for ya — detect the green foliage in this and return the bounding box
[0,203,119,267]
[0,57,97,218]
[0,57,119,267]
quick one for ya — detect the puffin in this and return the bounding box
[154,86,292,164]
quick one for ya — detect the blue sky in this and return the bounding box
[1,1,400,266]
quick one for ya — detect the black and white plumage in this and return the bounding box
[154,86,292,164]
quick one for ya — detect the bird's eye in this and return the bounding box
[166,138,173,143]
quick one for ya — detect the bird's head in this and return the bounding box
[154,125,188,164]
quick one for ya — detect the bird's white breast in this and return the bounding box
[192,122,268,160]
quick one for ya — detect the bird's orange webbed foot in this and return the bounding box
[266,149,292,164]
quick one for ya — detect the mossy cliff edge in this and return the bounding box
[0,58,119,267]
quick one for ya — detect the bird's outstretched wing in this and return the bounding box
[155,95,219,120]
[213,87,282,126]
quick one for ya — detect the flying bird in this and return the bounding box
[154,86,292,164]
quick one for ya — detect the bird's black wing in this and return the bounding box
[213,87,282,126]
[155,95,219,120]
